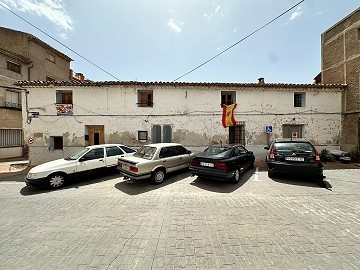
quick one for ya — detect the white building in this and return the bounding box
[15,80,344,165]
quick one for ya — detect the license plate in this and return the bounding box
[121,164,130,171]
[285,157,304,161]
[200,162,214,167]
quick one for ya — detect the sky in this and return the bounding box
[0,0,359,84]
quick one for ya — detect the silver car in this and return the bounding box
[117,143,194,184]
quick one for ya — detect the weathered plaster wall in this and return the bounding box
[22,84,343,165]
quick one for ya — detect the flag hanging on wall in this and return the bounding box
[222,103,237,128]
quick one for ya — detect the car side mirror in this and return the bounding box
[187,150,192,154]
[264,147,269,150]
[248,151,253,154]
[79,157,87,162]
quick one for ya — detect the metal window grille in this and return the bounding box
[0,129,23,147]
[229,122,245,145]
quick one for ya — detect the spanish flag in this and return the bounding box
[222,103,237,127]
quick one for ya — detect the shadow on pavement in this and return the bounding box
[270,174,333,190]
[189,168,254,193]
[20,170,121,196]
[114,169,191,195]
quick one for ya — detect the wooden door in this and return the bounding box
[87,125,105,145]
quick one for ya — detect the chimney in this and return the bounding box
[258,77,265,84]
[75,73,85,81]
[69,69,73,79]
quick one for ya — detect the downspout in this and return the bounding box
[27,62,34,80]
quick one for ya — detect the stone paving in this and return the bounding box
[0,167,359,269]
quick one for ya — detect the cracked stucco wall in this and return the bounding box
[22,84,343,165]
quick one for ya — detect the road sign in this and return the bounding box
[28,138,34,144]
[265,126,273,133]
[292,132,298,139]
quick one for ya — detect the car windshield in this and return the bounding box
[65,148,90,160]
[273,142,314,154]
[134,146,156,160]
[202,146,231,158]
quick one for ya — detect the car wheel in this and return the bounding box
[230,168,240,184]
[47,173,67,189]
[150,169,166,184]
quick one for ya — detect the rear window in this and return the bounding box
[134,146,156,159]
[202,146,232,158]
[273,142,315,154]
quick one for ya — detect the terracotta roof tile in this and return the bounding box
[14,80,346,89]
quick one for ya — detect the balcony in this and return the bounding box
[56,104,73,115]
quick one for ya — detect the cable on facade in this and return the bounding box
[172,0,305,82]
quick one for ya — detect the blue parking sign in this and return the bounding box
[265,126,272,133]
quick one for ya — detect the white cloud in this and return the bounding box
[0,0,73,32]
[168,18,182,33]
[290,7,303,21]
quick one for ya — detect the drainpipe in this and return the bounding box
[27,62,34,80]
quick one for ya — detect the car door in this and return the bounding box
[174,145,193,169]
[105,146,126,167]
[233,146,249,171]
[238,146,253,168]
[77,147,105,174]
[159,147,179,173]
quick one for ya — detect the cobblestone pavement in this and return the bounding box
[0,168,359,270]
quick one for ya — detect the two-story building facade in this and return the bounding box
[15,80,344,165]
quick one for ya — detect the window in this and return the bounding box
[121,146,136,154]
[294,92,306,107]
[138,131,148,141]
[46,52,56,63]
[6,60,21,74]
[0,129,23,147]
[5,90,21,109]
[106,146,123,157]
[49,136,63,150]
[138,90,153,107]
[282,125,303,138]
[159,147,177,158]
[83,148,104,160]
[46,76,55,81]
[229,122,245,145]
[56,90,73,104]
[174,145,188,155]
[221,91,236,106]
[152,125,172,143]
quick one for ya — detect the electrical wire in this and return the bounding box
[0,2,122,81]
[172,0,305,82]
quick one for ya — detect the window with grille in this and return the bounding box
[221,91,236,106]
[138,90,153,107]
[229,122,245,145]
[0,129,23,147]
[294,92,306,107]
[6,60,21,74]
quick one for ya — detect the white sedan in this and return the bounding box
[118,143,194,184]
[26,144,136,189]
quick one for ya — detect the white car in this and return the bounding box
[26,144,136,189]
[118,143,194,184]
